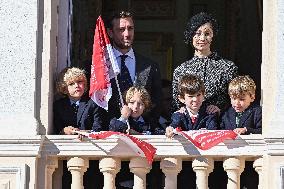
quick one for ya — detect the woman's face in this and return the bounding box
[192,23,213,53]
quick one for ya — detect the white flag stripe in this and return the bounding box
[117,135,146,157]
[90,84,112,110]
[106,44,120,75]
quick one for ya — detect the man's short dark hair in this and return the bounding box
[106,10,134,29]
[184,12,218,45]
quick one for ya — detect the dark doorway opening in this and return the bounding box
[71,0,262,103]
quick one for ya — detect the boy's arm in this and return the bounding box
[245,107,262,134]
[91,103,108,132]
[206,113,219,130]
[170,112,185,129]
[109,118,128,133]
[53,102,64,134]
[219,112,228,130]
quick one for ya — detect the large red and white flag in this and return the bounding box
[89,16,120,110]
[78,131,156,164]
[174,128,238,150]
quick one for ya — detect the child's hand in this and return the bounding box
[78,133,85,141]
[121,105,132,119]
[233,127,247,135]
[63,126,79,135]
[165,126,175,139]
[126,128,141,135]
[206,105,220,114]
[76,130,91,141]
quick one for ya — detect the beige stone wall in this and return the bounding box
[0,157,37,189]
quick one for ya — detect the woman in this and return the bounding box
[172,12,238,113]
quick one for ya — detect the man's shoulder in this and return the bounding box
[134,52,158,65]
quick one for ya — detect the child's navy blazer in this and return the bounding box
[220,104,262,134]
[109,116,165,135]
[53,95,108,134]
[170,105,218,131]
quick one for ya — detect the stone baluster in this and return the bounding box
[253,157,263,189]
[99,157,121,189]
[67,157,89,189]
[129,157,151,189]
[160,158,182,189]
[45,157,58,189]
[192,157,214,189]
[223,157,245,189]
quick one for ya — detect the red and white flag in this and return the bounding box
[89,16,120,110]
[83,131,156,164]
[174,128,238,150]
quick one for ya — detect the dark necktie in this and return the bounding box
[119,55,133,93]
[236,112,243,128]
[72,103,79,114]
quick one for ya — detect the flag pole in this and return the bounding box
[113,75,131,131]
[89,15,131,132]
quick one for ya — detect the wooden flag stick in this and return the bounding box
[114,75,131,131]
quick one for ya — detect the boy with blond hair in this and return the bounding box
[109,86,163,135]
[53,67,107,135]
[109,86,164,188]
[220,75,262,134]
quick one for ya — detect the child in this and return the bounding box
[220,75,262,134]
[166,74,218,138]
[109,86,164,135]
[53,67,108,135]
[109,86,164,189]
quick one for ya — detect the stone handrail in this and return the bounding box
[0,134,267,188]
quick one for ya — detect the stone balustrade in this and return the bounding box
[0,134,268,188]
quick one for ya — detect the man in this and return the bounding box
[106,10,163,189]
[107,10,162,134]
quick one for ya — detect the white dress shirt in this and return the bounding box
[113,47,136,82]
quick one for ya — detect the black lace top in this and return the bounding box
[172,52,238,111]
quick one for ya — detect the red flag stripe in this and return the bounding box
[89,16,109,94]
[88,131,156,164]
[175,130,237,150]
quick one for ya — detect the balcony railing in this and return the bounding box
[0,134,265,189]
[41,134,265,189]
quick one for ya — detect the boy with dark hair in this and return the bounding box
[166,74,218,138]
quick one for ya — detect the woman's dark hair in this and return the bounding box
[184,12,218,44]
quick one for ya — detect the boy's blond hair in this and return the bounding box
[178,74,205,98]
[56,67,88,95]
[228,75,256,98]
[125,86,151,111]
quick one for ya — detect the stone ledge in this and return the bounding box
[44,134,265,159]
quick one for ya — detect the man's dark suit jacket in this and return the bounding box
[170,105,218,130]
[108,52,162,131]
[53,95,108,134]
[220,104,262,134]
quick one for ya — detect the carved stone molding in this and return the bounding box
[130,0,175,19]
[0,165,27,189]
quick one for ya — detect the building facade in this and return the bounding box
[0,0,283,188]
